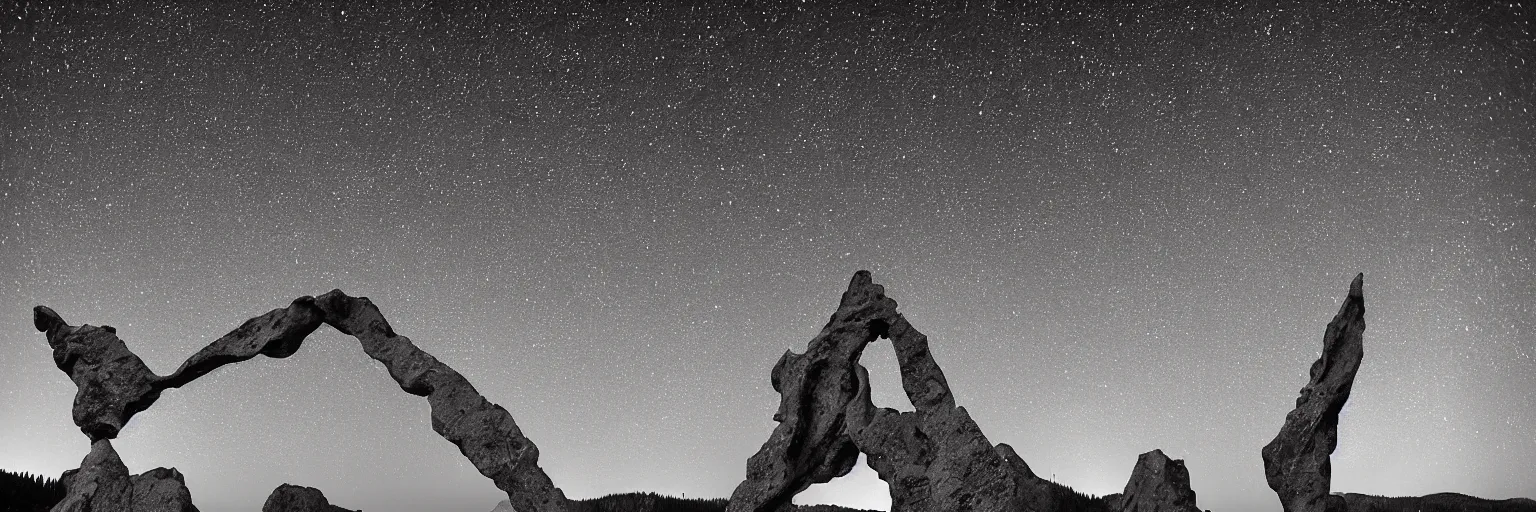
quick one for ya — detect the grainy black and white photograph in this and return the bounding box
[1,1,1533,512]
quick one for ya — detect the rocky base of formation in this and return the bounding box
[29,272,1532,512]
[261,484,360,512]
[49,440,197,512]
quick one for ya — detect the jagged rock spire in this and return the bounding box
[1261,273,1366,512]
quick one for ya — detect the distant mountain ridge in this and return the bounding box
[1340,493,1536,512]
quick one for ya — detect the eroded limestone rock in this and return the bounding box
[1260,273,1365,512]
[261,484,358,512]
[1110,449,1200,512]
[36,291,568,512]
[727,271,1057,512]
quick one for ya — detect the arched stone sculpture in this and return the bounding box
[34,290,569,512]
[726,271,1062,512]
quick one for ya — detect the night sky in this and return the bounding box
[2,1,1533,511]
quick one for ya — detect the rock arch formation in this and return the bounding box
[725,271,1067,512]
[33,290,568,512]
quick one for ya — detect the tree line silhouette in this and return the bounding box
[0,468,65,512]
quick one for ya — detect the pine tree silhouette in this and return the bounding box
[0,468,67,512]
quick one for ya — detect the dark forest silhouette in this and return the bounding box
[0,469,66,512]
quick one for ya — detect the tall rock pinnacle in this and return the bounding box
[1261,273,1366,512]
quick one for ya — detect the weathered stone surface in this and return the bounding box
[128,467,199,512]
[1261,273,1365,512]
[845,314,1045,512]
[261,484,358,512]
[724,272,882,512]
[51,439,198,512]
[32,300,325,441]
[1110,449,1200,512]
[34,306,165,442]
[36,291,568,512]
[52,440,133,512]
[727,271,1057,512]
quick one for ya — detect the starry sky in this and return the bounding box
[1,1,1533,511]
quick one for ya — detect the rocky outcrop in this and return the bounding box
[843,315,1048,512]
[261,484,358,512]
[51,439,198,512]
[726,271,1058,512]
[128,467,199,512]
[35,290,568,512]
[723,272,884,512]
[1261,273,1365,512]
[1109,449,1200,512]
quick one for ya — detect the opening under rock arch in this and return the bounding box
[105,328,507,512]
[860,340,914,413]
[791,454,891,512]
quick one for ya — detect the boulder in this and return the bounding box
[261,484,358,512]
[51,440,133,512]
[32,300,325,441]
[128,467,199,512]
[312,290,568,512]
[1111,449,1200,512]
[1260,274,1365,512]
